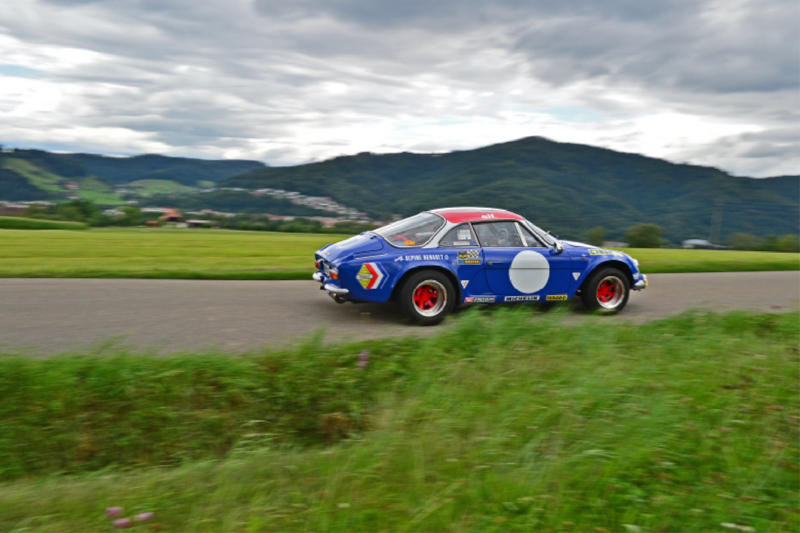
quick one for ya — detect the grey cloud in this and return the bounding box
[1,0,797,175]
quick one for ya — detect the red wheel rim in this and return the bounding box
[596,276,625,309]
[414,285,439,310]
[597,279,616,303]
[411,280,447,317]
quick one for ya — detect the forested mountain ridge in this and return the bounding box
[222,136,799,242]
[0,138,796,243]
[67,153,265,185]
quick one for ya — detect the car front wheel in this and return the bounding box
[581,267,630,314]
[399,270,456,325]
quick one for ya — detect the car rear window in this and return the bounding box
[375,213,445,247]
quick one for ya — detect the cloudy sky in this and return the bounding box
[0,0,797,176]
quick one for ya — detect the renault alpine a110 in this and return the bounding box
[313,207,647,324]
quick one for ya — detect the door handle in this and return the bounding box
[487,261,504,265]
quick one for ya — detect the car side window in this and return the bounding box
[474,221,524,247]
[438,223,479,247]
[516,223,547,248]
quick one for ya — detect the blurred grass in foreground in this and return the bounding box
[0,309,797,532]
[0,228,797,279]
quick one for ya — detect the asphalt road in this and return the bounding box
[1,271,797,354]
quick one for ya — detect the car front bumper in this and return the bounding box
[633,274,648,290]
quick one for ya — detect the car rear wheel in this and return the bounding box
[399,270,456,325]
[581,267,630,314]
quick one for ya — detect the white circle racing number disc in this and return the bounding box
[509,250,550,293]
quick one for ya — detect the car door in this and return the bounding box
[476,221,572,301]
[436,223,490,295]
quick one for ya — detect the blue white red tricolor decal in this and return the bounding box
[356,262,387,289]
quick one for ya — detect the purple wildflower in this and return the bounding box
[357,350,369,370]
[113,518,133,528]
[135,512,154,522]
[106,507,124,518]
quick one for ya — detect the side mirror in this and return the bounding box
[554,240,564,254]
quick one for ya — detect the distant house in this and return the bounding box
[158,209,185,223]
[603,241,629,248]
[0,203,28,216]
[64,182,80,190]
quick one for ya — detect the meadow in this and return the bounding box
[0,309,797,532]
[0,216,87,231]
[0,227,345,279]
[0,227,797,279]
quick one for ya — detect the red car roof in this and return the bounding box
[430,207,524,224]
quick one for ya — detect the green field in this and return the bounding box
[125,179,198,196]
[0,228,345,279]
[0,228,796,279]
[611,247,800,273]
[0,216,87,231]
[0,309,797,531]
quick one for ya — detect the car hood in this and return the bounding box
[317,232,385,263]
[561,240,600,251]
[562,240,632,259]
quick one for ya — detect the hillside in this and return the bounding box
[68,153,265,186]
[222,137,799,242]
[0,149,265,203]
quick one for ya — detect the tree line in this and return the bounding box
[585,224,799,252]
[19,200,375,235]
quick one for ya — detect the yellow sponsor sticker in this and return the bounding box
[589,249,625,257]
[546,294,568,301]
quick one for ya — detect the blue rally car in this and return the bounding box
[313,207,647,324]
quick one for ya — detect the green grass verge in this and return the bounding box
[0,216,87,230]
[0,228,343,279]
[621,248,800,273]
[0,228,797,279]
[0,310,797,532]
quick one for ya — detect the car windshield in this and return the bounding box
[375,212,445,247]
[524,219,556,245]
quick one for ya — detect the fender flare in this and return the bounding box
[389,264,463,302]
[579,259,635,291]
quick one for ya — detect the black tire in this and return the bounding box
[580,267,630,314]
[398,270,456,325]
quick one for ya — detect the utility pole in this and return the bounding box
[709,199,723,244]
